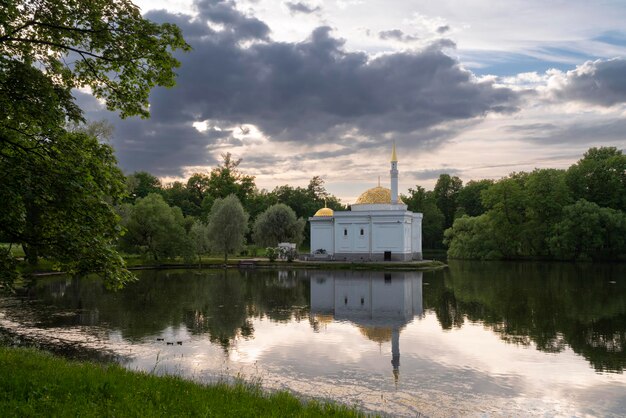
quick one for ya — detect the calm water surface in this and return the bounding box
[1,262,625,417]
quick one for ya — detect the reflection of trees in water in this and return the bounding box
[28,269,311,353]
[423,261,626,372]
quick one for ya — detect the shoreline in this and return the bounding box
[27,258,447,277]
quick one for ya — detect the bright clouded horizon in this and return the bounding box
[80,0,626,203]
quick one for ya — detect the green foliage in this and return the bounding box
[207,195,249,262]
[253,204,305,247]
[0,0,189,289]
[125,171,163,203]
[0,247,19,292]
[1,0,190,121]
[566,147,626,211]
[186,220,210,264]
[121,193,188,261]
[433,174,463,229]
[266,247,278,262]
[402,186,445,248]
[0,347,361,417]
[456,179,493,217]
[549,199,626,261]
[444,215,501,259]
[524,169,572,255]
[0,130,134,288]
[479,173,529,257]
[444,148,626,261]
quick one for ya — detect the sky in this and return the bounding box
[79,0,626,203]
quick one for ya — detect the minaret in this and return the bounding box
[391,327,400,384]
[390,141,398,204]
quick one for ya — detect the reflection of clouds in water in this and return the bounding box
[2,268,626,417]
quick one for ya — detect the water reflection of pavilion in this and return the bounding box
[309,271,423,382]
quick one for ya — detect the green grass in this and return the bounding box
[0,243,25,258]
[0,346,363,417]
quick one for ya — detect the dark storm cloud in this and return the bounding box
[74,91,223,176]
[554,58,626,106]
[195,0,270,40]
[84,0,520,176]
[378,29,419,42]
[285,1,321,14]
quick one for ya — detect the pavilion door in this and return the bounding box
[384,251,391,261]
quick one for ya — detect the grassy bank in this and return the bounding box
[0,346,362,417]
[123,258,446,271]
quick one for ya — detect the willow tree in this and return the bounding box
[0,0,189,288]
[253,203,305,247]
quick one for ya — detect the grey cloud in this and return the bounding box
[378,29,419,42]
[436,25,450,34]
[74,91,222,176]
[405,168,462,181]
[504,123,557,133]
[519,118,626,146]
[285,1,321,14]
[85,1,519,177]
[554,59,626,106]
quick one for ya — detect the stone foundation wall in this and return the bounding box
[333,252,413,262]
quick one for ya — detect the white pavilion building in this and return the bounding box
[309,144,423,261]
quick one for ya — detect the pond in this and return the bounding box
[1,262,625,417]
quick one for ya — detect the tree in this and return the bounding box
[181,153,257,219]
[480,173,529,257]
[1,0,189,122]
[433,174,463,229]
[121,193,188,261]
[402,186,445,249]
[207,195,249,262]
[566,147,626,211]
[253,204,305,248]
[126,171,163,202]
[185,220,210,265]
[456,179,493,217]
[524,169,572,255]
[0,0,189,288]
[206,153,256,206]
[0,130,133,288]
[444,215,501,259]
[548,199,626,261]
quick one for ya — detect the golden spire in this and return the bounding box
[391,141,397,162]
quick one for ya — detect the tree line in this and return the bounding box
[117,153,343,263]
[404,147,626,261]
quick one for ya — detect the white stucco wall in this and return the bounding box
[310,219,334,254]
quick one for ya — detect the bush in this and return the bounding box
[265,247,278,262]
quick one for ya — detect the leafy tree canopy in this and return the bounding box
[402,186,445,249]
[566,147,626,211]
[0,0,190,122]
[120,193,188,261]
[433,174,463,229]
[253,203,305,248]
[0,0,189,288]
[206,195,249,262]
[0,130,133,288]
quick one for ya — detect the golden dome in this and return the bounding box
[314,207,334,217]
[355,186,391,204]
